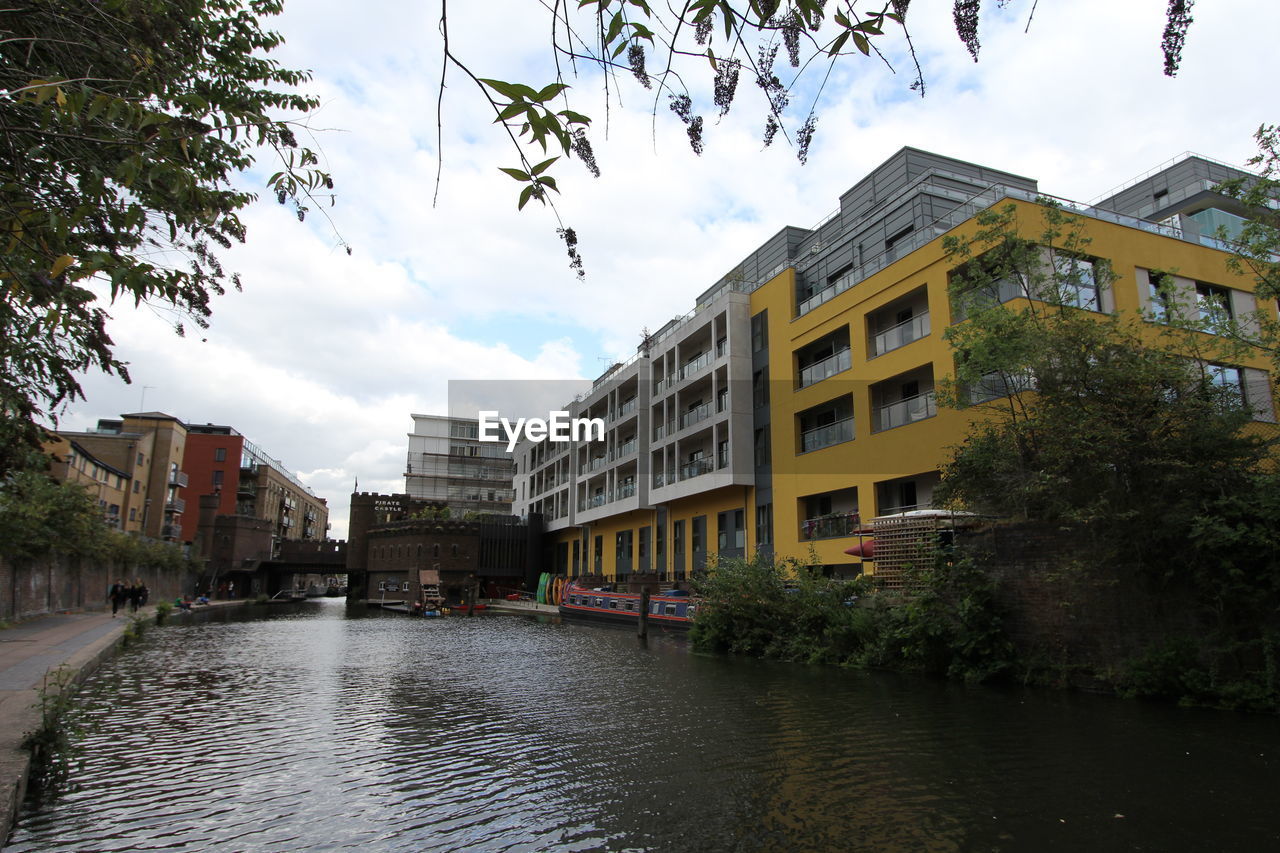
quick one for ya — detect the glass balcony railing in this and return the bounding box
[612,439,637,459]
[679,458,715,481]
[680,351,713,380]
[799,511,861,541]
[798,348,851,388]
[800,417,854,453]
[654,420,675,441]
[611,398,637,421]
[871,312,931,356]
[875,391,937,431]
[616,481,636,500]
[679,402,712,430]
[653,470,668,488]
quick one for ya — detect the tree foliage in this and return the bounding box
[936,203,1276,567]
[0,0,335,473]
[439,1,1199,272]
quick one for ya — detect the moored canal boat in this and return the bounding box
[559,580,696,630]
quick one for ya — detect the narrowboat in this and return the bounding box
[558,580,696,630]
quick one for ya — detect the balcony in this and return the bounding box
[872,312,931,356]
[160,524,181,540]
[653,470,668,488]
[612,439,637,460]
[679,458,714,481]
[579,456,608,476]
[616,481,636,500]
[679,401,712,430]
[237,480,258,497]
[875,392,937,431]
[579,493,608,511]
[164,497,186,515]
[611,398,637,421]
[800,511,861,541]
[798,348,852,388]
[680,350,713,380]
[800,417,854,453]
[654,420,675,441]
[168,470,189,488]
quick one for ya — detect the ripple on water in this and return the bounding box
[9,602,1280,852]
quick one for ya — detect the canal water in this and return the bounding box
[7,600,1279,852]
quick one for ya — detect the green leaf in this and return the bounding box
[531,156,559,176]
[852,32,870,55]
[535,83,569,102]
[517,184,538,210]
[496,101,529,122]
[498,167,531,182]
[605,12,625,45]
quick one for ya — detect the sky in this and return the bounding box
[57,0,1278,538]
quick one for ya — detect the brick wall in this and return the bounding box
[959,522,1200,675]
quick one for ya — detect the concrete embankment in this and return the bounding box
[0,601,248,846]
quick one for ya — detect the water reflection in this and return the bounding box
[8,601,1279,852]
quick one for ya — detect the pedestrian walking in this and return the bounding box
[139,582,150,607]
[108,580,126,617]
[128,579,142,613]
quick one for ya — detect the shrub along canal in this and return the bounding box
[7,599,1279,851]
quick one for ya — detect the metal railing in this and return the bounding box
[800,417,854,452]
[798,348,852,388]
[681,350,714,380]
[679,458,715,481]
[875,391,937,432]
[799,511,861,541]
[612,439,637,460]
[679,401,712,430]
[872,312,931,356]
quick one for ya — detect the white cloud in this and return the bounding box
[59,0,1280,540]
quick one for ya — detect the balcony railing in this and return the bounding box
[612,398,637,421]
[798,348,851,388]
[715,338,727,357]
[800,417,854,453]
[799,511,861,541]
[679,458,714,481]
[871,312,931,356]
[168,470,189,488]
[616,481,636,500]
[579,493,608,511]
[653,470,668,488]
[679,401,712,430]
[164,497,186,515]
[680,350,713,380]
[654,420,675,441]
[717,446,729,468]
[579,456,608,476]
[612,439,637,459]
[875,391,937,432]
[798,512,860,537]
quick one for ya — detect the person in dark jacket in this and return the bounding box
[108,580,126,617]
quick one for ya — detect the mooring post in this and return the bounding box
[638,587,649,638]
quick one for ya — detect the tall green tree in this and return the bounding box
[0,0,335,473]
[936,203,1276,570]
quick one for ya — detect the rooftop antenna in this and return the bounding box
[139,385,156,411]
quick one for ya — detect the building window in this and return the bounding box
[1208,364,1245,410]
[751,310,768,352]
[214,448,227,462]
[129,508,136,522]
[136,452,144,467]
[1147,270,1174,323]
[594,535,603,571]
[212,470,224,487]
[752,369,769,409]
[1196,282,1234,331]
[755,503,773,547]
[1052,254,1101,311]
[717,509,745,552]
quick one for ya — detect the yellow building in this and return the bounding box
[513,148,1276,583]
[43,435,136,532]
